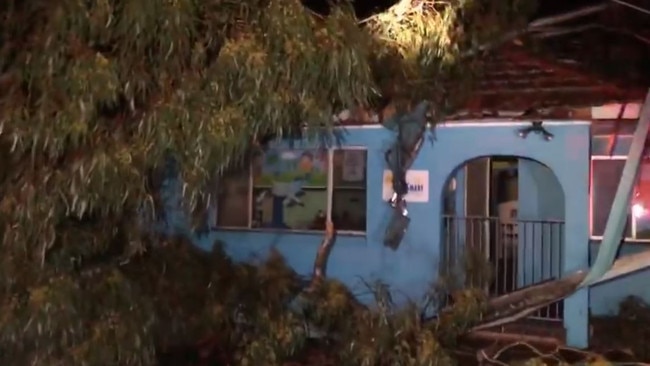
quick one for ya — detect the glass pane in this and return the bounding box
[216,169,250,228]
[635,216,650,239]
[332,149,365,189]
[591,159,632,237]
[332,149,367,232]
[443,177,456,215]
[251,147,328,230]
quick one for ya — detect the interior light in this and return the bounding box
[633,203,645,218]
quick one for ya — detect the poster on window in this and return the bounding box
[250,148,329,230]
[342,150,365,182]
[254,148,329,187]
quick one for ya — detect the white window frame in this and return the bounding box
[216,146,368,236]
[590,155,650,242]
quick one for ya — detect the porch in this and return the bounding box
[441,215,565,323]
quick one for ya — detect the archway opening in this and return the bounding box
[441,155,566,322]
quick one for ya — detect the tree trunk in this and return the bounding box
[467,270,587,331]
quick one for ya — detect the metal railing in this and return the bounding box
[441,215,565,321]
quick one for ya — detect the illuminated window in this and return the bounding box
[590,157,650,240]
[216,147,367,233]
[633,160,650,240]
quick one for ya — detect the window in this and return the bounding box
[216,168,251,228]
[216,147,367,233]
[634,161,650,240]
[590,157,650,240]
[443,177,456,215]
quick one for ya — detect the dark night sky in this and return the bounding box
[303,0,603,20]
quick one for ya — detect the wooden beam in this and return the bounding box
[528,4,609,29]
[532,23,650,46]
[606,103,627,155]
[592,102,643,119]
[466,331,562,347]
[476,86,616,95]
[611,0,650,16]
[461,271,587,332]
[466,3,608,56]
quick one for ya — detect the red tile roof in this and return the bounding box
[465,45,646,113]
[336,40,647,125]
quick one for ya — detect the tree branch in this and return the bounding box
[466,3,608,57]
[308,220,336,290]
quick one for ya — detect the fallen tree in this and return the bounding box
[0,0,542,364]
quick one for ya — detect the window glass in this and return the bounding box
[216,169,250,228]
[633,162,650,239]
[250,148,329,230]
[443,177,456,215]
[216,146,368,233]
[332,149,367,232]
[591,159,632,237]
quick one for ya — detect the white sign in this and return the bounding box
[382,170,429,203]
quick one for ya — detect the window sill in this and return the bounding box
[214,226,366,238]
[254,185,328,190]
[253,185,365,190]
[590,236,650,244]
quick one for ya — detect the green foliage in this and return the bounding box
[0,235,493,365]
[595,296,650,362]
[126,239,490,365]
[0,0,538,364]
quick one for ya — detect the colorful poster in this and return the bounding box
[254,148,328,187]
[252,148,328,230]
[342,150,365,182]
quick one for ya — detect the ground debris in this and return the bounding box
[474,341,636,366]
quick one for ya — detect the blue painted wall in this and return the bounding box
[162,120,592,347]
[589,242,650,315]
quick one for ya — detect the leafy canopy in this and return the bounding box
[0,0,536,364]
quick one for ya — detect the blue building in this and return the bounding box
[164,48,650,348]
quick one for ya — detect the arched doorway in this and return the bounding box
[441,155,566,321]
